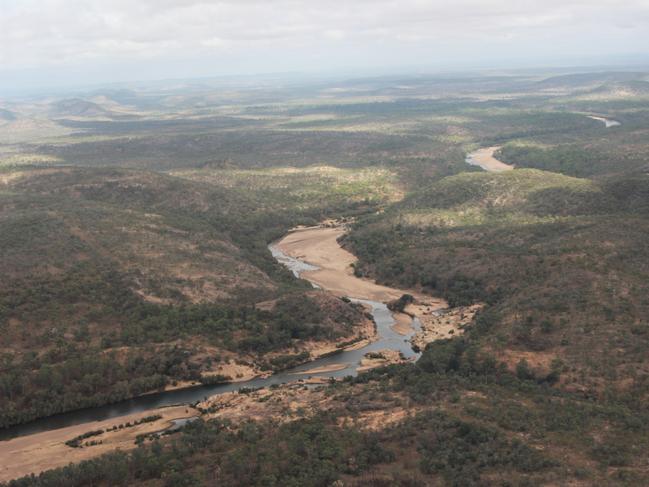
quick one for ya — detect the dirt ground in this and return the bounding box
[410,303,483,349]
[466,146,514,172]
[199,383,414,432]
[357,349,410,372]
[199,384,329,425]
[0,405,199,482]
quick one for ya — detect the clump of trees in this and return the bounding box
[387,294,414,313]
[65,429,104,448]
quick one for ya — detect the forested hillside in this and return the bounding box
[2,70,649,485]
[0,167,387,427]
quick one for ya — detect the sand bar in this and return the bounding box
[0,406,199,482]
[466,146,514,172]
[276,226,441,305]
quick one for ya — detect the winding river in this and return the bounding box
[0,239,420,442]
[4,109,622,443]
[466,114,621,172]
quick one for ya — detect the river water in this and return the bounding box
[0,243,420,441]
[587,115,621,128]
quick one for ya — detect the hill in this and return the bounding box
[346,169,649,399]
[0,167,372,427]
[49,98,116,119]
[535,71,648,89]
[3,71,649,485]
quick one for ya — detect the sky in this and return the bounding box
[1,0,649,92]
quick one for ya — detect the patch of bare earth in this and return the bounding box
[200,383,415,432]
[340,407,419,431]
[410,303,483,350]
[199,384,330,424]
[357,349,410,372]
[495,349,558,377]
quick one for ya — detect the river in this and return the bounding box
[466,114,621,173]
[587,115,621,128]
[0,240,420,441]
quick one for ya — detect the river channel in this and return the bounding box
[0,241,420,441]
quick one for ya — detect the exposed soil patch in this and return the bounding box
[410,303,483,350]
[357,349,409,372]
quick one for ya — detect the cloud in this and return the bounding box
[1,0,648,80]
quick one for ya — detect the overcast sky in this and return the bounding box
[2,0,649,92]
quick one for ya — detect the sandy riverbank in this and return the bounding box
[466,146,514,172]
[293,363,348,375]
[392,312,415,335]
[276,226,444,308]
[0,406,199,483]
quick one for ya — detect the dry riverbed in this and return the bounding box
[276,226,444,307]
[466,146,514,172]
[392,312,415,335]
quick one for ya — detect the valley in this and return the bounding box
[1,69,649,486]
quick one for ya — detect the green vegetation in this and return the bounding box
[2,393,558,486]
[347,168,649,395]
[65,429,105,449]
[2,69,649,484]
[0,167,374,426]
[8,336,649,485]
[497,142,648,177]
